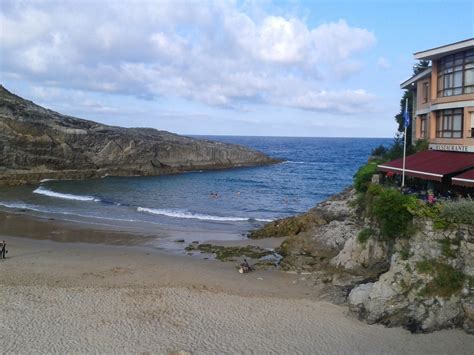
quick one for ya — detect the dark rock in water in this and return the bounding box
[185,242,273,261]
[174,239,185,243]
[0,85,278,185]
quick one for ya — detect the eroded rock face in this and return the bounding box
[330,233,390,276]
[348,220,473,333]
[0,86,277,185]
[252,186,473,333]
[263,188,361,272]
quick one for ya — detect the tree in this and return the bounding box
[394,60,430,146]
[413,60,430,75]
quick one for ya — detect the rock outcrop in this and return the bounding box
[0,86,278,185]
[251,188,473,333]
[249,188,364,273]
[349,220,473,333]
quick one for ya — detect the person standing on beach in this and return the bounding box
[0,240,6,259]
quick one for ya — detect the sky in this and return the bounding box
[1,0,473,138]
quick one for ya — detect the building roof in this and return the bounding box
[377,150,474,182]
[400,67,432,89]
[414,38,474,60]
[452,169,474,187]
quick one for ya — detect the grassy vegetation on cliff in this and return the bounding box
[357,227,375,244]
[369,187,415,240]
[416,259,469,298]
[354,161,379,193]
[439,200,474,225]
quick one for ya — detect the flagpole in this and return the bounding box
[401,98,408,190]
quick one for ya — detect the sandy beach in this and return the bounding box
[1,221,473,354]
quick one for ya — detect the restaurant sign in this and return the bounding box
[429,144,474,153]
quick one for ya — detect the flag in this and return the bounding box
[403,98,410,128]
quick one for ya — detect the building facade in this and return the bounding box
[378,39,474,189]
[401,38,474,152]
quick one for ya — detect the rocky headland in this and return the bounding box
[249,187,474,334]
[0,86,277,185]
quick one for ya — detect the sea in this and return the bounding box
[0,136,391,249]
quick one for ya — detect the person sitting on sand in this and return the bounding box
[0,240,7,259]
[240,259,250,273]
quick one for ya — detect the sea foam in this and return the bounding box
[0,201,44,212]
[137,207,272,222]
[33,187,100,202]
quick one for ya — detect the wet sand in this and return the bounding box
[0,217,473,353]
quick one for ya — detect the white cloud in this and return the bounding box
[377,56,391,70]
[0,0,377,114]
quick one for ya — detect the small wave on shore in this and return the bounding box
[137,207,272,222]
[0,201,45,212]
[33,186,100,202]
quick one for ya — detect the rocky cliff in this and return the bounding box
[0,86,277,185]
[250,189,474,333]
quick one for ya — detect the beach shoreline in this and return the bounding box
[1,226,473,353]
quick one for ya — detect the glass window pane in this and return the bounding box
[453,132,461,138]
[454,71,462,86]
[443,118,449,129]
[465,69,474,85]
[444,74,452,88]
[453,116,462,130]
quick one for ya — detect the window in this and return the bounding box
[422,82,429,103]
[437,49,474,97]
[436,109,463,138]
[471,112,474,138]
[419,114,427,138]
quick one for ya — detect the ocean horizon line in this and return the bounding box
[187,134,393,139]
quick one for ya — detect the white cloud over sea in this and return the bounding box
[0,0,377,115]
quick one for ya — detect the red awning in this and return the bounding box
[378,150,474,182]
[452,169,474,187]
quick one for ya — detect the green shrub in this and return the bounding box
[413,138,429,153]
[354,162,379,193]
[416,260,466,298]
[406,198,442,219]
[439,200,474,225]
[357,228,375,244]
[406,199,449,229]
[370,188,415,239]
[438,239,457,258]
[353,183,385,215]
[416,259,433,273]
[399,245,411,260]
[371,144,388,156]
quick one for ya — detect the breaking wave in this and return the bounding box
[137,207,272,222]
[33,187,100,202]
[0,201,44,212]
